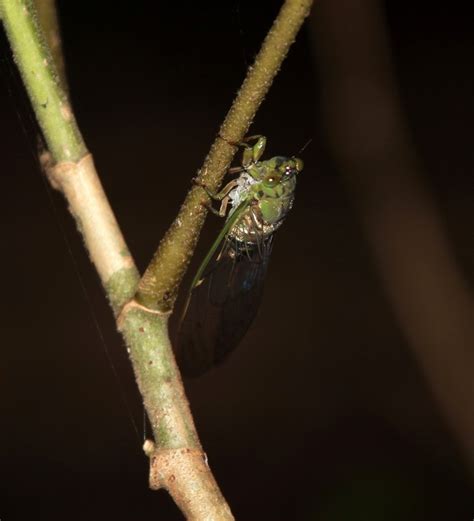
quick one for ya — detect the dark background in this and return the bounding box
[0,1,473,519]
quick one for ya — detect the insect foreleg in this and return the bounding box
[241,135,266,167]
[219,134,267,167]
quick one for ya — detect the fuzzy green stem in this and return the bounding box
[0,0,86,162]
[33,0,68,90]
[2,0,311,516]
[119,304,234,519]
[136,0,314,312]
[120,308,199,448]
[1,1,235,515]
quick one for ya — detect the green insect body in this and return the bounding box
[226,153,301,244]
[178,135,303,376]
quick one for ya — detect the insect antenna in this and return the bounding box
[295,137,313,156]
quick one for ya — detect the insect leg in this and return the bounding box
[217,195,231,218]
[200,200,224,217]
[242,136,266,167]
[195,179,238,217]
[218,134,267,167]
[194,178,238,202]
[215,179,239,200]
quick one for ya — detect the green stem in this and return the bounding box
[118,305,233,518]
[136,0,314,312]
[121,308,199,449]
[0,0,86,162]
[1,0,312,516]
[33,0,68,90]
[1,1,235,516]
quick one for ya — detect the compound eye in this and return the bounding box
[294,158,304,172]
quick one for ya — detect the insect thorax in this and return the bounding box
[227,171,295,245]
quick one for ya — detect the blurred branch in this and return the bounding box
[311,0,474,469]
[135,0,314,313]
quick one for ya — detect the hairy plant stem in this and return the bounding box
[136,0,314,313]
[0,0,85,161]
[1,0,313,517]
[32,0,67,89]
[1,1,234,517]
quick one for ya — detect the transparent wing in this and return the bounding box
[177,234,274,377]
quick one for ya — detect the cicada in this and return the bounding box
[178,135,303,376]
